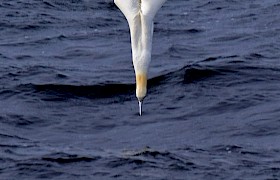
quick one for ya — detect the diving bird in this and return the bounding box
[114,0,167,115]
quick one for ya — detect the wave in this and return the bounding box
[1,59,279,102]
[3,145,279,179]
[15,83,135,100]
[42,152,99,164]
[9,67,192,100]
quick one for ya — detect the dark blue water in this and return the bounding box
[1,0,280,179]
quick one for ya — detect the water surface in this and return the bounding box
[1,0,280,179]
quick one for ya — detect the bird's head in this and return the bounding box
[133,53,150,103]
[132,48,151,116]
[135,72,147,116]
[136,73,147,102]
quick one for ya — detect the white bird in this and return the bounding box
[114,0,167,115]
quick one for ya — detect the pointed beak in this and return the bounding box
[138,100,143,116]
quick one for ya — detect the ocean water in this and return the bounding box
[1,0,280,179]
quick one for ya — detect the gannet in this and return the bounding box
[114,0,167,115]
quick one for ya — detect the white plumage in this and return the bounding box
[114,0,167,115]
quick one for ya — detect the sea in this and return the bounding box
[1,0,280,179]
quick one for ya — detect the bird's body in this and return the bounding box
[114,0,167,115]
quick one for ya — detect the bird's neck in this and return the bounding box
[129,12,154,101]
[130,12,154,75]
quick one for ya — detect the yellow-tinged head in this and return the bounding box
[136,73,147,102]
[136,73,147,116]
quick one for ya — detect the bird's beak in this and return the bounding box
[138,100,143,116]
